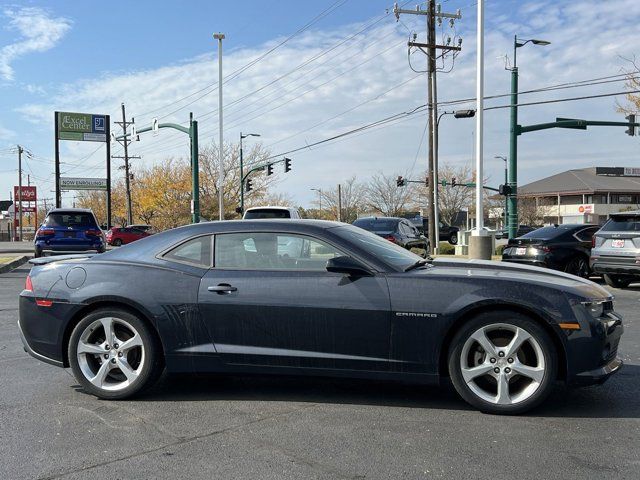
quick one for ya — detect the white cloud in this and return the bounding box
[12,0,640,207]
[0,7,72,81]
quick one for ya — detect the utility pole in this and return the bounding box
[337,184,342,222]
[393,2,462,254]
[113,103,140,226]
[17,145,23,241]
[214,33,225,220]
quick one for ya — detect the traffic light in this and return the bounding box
[626,114,636,136]
[245,178,253,192]
[284,158,292,173]
[498,184,512,196]
[267,163,274,176]
[451,177,456,186]
[396,176,406,187]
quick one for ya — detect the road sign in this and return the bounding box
[57,112,107,142]
[60,177,108,190]
[14,185,37,201]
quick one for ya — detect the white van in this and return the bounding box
[243,206,301,219]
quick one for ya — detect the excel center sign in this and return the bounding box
[57,112,107,142]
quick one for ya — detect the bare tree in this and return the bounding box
[315,176,367,222]
[616,56,640,114]
[364,172,418,217]
[424,163,475,225]
[518,197,543,226]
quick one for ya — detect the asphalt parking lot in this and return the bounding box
[1,264,638,480]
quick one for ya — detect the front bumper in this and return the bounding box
[571,357,623,386]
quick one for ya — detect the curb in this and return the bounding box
[0,255,31,274]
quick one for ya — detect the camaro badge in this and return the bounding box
[395,312,438,318]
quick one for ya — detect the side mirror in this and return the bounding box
[326,256,372,276]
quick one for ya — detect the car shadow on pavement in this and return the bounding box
[82,364,640,418]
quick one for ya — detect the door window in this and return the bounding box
[215,232,344,270]
[163,235,212,267]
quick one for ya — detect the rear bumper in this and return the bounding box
[17,317,64,367]
[590,256,640,275]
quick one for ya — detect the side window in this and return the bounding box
[399,222,413,236]
[576,227,598,242]
[215,233,344,270]
[163,235,212,267]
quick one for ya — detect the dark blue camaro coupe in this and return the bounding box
[19,220,623,414]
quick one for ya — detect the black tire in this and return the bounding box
[68,308,164,400]
[449,233,458,245]
[448,311,558,415]
[113,238,123,247]
[33,249,41,258]
[603,274,631,289]
[564,255,589,278]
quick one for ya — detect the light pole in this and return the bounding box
[310,188,322,217]
[214,32,225,220]
[239,132,260,215]
[495,155,508,229]
[508,35,550,238]
[434,109,475,252]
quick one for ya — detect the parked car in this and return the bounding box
[353,216,430,257]
[33,208,105,257]
[502,224,599,277]
[495,225,536,240]
[401,213,460,245]
[19,220,622,414]
[106,226,152,246]
[243,206,301,219]
[128,224,153,233]
[591,210,640,288]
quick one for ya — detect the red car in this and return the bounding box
[106,226,151,246]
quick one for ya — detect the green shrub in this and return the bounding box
[495,244,505,256]
[438,242,456,255]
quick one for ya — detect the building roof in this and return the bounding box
[519,167,640,196]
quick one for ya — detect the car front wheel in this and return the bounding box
[448,312,557,414]
[113,238,123,246]
[68,308,163,399]
[449,233,458,245]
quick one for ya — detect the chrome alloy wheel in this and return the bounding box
[460,323,546,405]
[76,317,145,391]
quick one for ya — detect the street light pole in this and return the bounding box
[239,132,260,214]
[495,155,508,229]
[214,33,225,221]
[508,36,550,239]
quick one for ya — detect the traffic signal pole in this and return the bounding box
[507,62,518,239]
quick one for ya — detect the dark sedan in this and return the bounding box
[352,216,430,257]
[502,224,599,277]
[19,220,622,414]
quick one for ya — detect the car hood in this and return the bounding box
[422,257,611,300]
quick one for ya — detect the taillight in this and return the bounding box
[37,228,55,236]
[25,275,33,292]
[85,229,101,236]
[384,235,397,243]
[540,246,552,253]
[592,236,596,248]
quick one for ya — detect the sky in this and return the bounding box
[0,0,639,211]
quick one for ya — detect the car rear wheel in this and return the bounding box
[449,233,458,245]
[603,274,632,289]
[113,238,123,246]
[68,308,163,399]
[565,256,589,278]
[448,312,557,414]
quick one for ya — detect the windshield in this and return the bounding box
[352,218,399,233]
[244,209,291,219]
[332,225,422,270]
[600,217,640,232]
[44,212,98,228]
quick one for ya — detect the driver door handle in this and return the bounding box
[208,284,238,294]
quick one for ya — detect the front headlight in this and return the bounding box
[580,299,608,318]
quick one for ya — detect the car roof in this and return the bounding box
[47,208,94,213]
[354,216,402,222]
[244,206,296,211]
[610,210,640,217]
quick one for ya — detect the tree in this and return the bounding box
[365,172,418,217]
[617,57,640,114]
[518,197,543,226]
[315,176,366,222]
[433,163,475,226]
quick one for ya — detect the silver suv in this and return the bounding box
[591,210,640,288]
